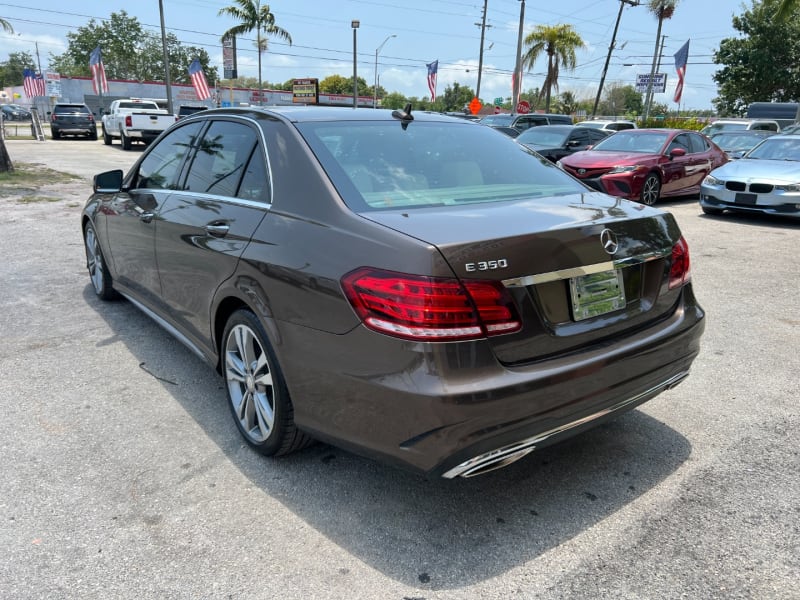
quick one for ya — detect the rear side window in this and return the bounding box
[183,120,260,198]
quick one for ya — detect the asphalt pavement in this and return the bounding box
[1,137,798,600]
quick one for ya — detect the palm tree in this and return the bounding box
[643,0,679,119]
[218,1,291,104]
[1,17,13,33]
[521,24,584,113]
[776,0,798,20]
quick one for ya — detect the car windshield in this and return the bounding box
[703,122,748,135]
[516,128,568,146]
[575,122,604,129]
[298,120,586,211]
[710,132,769,151]
[744,137,800,161]
[591,131,669,154]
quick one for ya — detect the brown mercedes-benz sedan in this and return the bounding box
[82,106,705,478]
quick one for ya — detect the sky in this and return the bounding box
[0,0,752,111]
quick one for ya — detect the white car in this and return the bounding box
[700,119,781,136]
[575,119,637,132]
[700,134,800,219]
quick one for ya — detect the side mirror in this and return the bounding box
[93,169,124,194]
[669,147,687,158]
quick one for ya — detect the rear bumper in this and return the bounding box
[280,288,706,478]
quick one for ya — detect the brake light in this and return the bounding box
[668,235,691,289]
[341,267,521,341]
[125,115,132,127]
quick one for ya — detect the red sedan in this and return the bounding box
[557,129,728,205]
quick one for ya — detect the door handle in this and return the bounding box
[204,223,230,237]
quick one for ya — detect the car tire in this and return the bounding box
[51,130,60,140]
[102,127,112,145]
[222,309,312,457]
[83,221,118,301]
[702,206,725,216]
[640,173,661,205]
[120,128,132,150]
[89,129,98,141]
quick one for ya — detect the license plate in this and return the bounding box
[735,192,757,205]
[570,269,626,321]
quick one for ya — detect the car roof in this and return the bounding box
[183,105,465,124]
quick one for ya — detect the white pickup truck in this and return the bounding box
[101,99,177,150]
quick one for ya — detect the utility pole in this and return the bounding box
[475,0,491,101]
[643,4,669,122]
[512,0,525,114]
[158,0,174,115]
[644,33,667,120]
[592,0,639,118]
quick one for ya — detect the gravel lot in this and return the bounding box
[1,137,798,600]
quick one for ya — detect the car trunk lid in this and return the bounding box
[361,192,685,364]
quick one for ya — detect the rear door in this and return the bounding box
[154,118,271,348]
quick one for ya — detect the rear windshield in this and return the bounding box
[297,120,587,212]
[54,105,90,114]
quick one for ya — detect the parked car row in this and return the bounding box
[1,103,32,121]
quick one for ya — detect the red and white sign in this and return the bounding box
[516,100,531,114]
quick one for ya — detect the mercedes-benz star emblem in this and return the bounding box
[600,228,619,255]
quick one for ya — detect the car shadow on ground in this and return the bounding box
[84,285,692,591]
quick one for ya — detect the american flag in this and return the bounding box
[189,59,211,101]
[673,39,690,104]
[89,46,108,94]
[23,68,46,97]
[426,60,438,102]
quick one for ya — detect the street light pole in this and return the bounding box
[352,20,360,109]
[373,34,396,109]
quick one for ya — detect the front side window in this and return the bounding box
[183,120,259,198]
[135,121,203,190]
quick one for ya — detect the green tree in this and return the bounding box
[713,1,800,115]
[0,51,36,88]
[776,0,799,19]
[319,74,354,95]
[599,83,643,117]
[521,24,584,112]
[441,82,475,112]
[1,16,12,33]
[218,1,291,104]
[48,11,214,84]
[381,91,408,110]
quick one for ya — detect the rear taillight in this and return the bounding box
[668,235,691,289]
[125,115,132,127]
[87,114,94,122]
[341,267,521,341]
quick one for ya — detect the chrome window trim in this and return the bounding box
[502,250,665,288]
